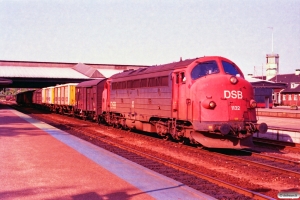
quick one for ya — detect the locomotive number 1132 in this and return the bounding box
[231,105,240,110]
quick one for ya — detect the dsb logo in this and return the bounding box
[224,90,243,99]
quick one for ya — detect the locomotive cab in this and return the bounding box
[172,57,267,148]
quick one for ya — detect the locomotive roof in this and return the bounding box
[76,78,106,87]
[110,58,198,79]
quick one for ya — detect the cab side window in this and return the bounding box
[181,72,186,83]
[175,72,186,84]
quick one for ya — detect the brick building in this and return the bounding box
[269,69,300,107]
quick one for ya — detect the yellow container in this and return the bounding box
[41,88,46,104]
[59,83,78,106]
[45,86,55,104]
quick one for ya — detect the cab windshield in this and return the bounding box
[222,61,241,77]
[191,61,219,80]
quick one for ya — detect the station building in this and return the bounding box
[263,53,300,107]
[246,76,286,108]
[251,52,300,108]
[269,70,300,107]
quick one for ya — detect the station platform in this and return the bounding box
[257,106,300,119]
[0,104,215,200]
[256,114,300,144]
[257,115,300,130]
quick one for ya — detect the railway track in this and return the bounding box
[38,115,273,200]
[244,149,300,167]
[11,105,298,199]
[253,137,300,152]
[79,130,274,200]
[8,111,267,199]
[208,149,300,179]
[65,122,300,199]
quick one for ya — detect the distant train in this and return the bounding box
[16,56,268,149]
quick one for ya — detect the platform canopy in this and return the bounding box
[0,78,13,86]
[246,77,287,89]
[0,60,148,88]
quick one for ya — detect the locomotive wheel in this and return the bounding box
[178,138,189,145]
[162,134,170,141]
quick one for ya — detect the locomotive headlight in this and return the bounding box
[250,99,257,108]
[202,99,217,109]
[209,101,216,109]
[229,76,238,84]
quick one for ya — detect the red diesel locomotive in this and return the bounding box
[101,56,268,148]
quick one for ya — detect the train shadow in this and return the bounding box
[0,185,188,200]
[207,148,254,156]
[207,146,286,156]
[12,105,52,115]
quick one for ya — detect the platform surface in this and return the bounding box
[258,106,300,113]
[257,106,300,119]
[0,105,215,200]
[257,116,300,130]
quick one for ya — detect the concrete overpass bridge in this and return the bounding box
[0,60,148,88]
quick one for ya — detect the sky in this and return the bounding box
[0,0,299,76]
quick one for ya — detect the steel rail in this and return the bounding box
[253,137,300,152]
[79,130,274,200]
[204,149,300,179]
[242,149,300,166]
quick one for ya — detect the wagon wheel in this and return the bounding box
[113,123,120,129]
[97,117,102,125]
[98,116,105,125]
[123,125,130,131]
[117,124,123,129]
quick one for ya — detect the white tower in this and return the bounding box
[266,53,279,81]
